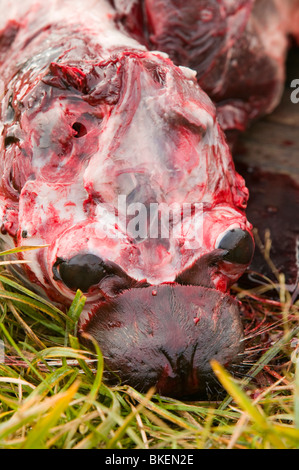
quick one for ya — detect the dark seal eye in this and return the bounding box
[216,229,254,265]
[53,254,109,292]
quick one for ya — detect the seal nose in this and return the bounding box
[155,348,203,397]
[53,254,105,292]
[80,283,244,398]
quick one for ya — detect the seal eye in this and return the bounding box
[216,229,254,265]
[53,254,108,292]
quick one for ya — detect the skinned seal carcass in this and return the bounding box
[0,0,256,398]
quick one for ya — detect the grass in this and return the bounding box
[0,238,299,450]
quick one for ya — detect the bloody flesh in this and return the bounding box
[115,0,299,137]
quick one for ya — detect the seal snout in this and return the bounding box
[79,283,244,398]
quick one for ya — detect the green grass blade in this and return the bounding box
[295,357,299,430]
[211,360,287,449]
[21,381,79,449]
[0,245,49,257]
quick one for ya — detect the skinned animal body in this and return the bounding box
[0,0,297,397]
